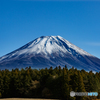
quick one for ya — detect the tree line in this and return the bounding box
[0,65,100,100]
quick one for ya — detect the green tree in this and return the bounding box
[58,66,62,76]
[76,71,86,100]
[77,71,86,92]
[70,72,78,92]
[2,71,10,97]
[61,68,70,100]
[0,72,3,98]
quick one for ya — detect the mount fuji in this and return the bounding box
[0,36,100,71]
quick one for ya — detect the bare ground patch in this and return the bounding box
[0,98,60,100]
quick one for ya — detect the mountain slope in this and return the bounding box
[0,36,100,71]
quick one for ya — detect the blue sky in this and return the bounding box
[0,0,100,58]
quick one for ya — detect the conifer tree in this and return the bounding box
[76,71,86,100]
[61,68,70,100]
[70,72,78,92]
[3,71,10,97]
[58,66,61,76]
[0,72,3,98]
[77,71,86,92]
[88,74,95,92]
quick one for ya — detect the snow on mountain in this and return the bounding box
[0,36,100,71]
[0,36,92,60]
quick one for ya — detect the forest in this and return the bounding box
[0,65,100,100]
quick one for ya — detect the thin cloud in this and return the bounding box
[86,42,100,46]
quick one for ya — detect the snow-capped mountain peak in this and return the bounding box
[0,36,93,61]
[0,36,100,71]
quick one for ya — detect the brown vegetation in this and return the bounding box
[0,98,59,100]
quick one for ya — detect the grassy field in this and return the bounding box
[0,98,60,100]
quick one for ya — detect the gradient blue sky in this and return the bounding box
[0,0,100,58]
